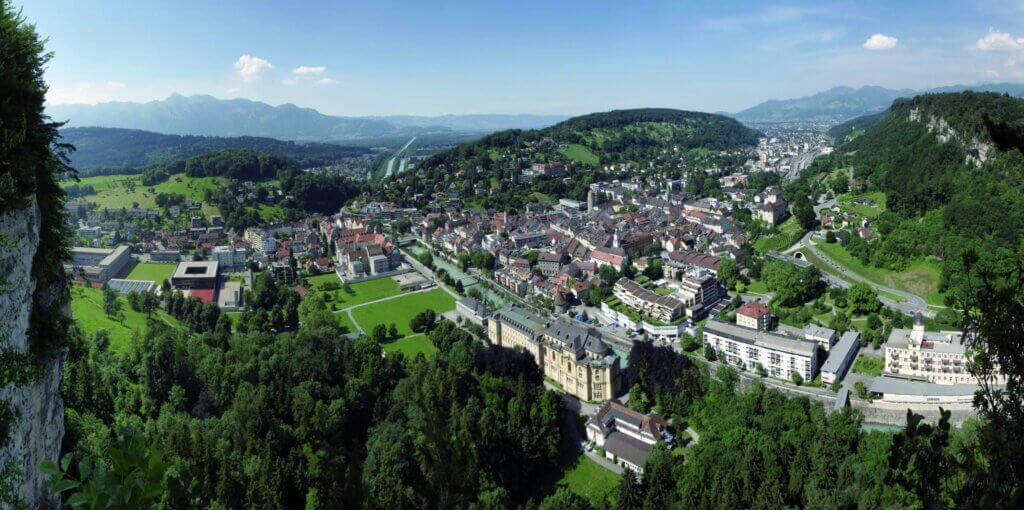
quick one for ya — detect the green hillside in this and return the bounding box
[374,108,759,209]
[798,91,1024,303]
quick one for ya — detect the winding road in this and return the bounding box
[782,197,936,318]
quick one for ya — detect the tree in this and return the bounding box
[540,487,593,510]
[102,287,122,318]
[848,283,881,315]
[371,324,389,343]
[791,371,804,386]
[615,469,646,509]
[716,257,740,290]
[388,323,398,340]
[793,195,817,231]
[41,430,172,509]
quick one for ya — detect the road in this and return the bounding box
[781,149,824,181]
[794,231,935,318]
[383,136,416,179]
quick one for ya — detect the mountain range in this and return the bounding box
[732,83,1024,123]
[47,94,567,144]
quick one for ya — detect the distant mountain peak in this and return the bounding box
[733,82,1024,123]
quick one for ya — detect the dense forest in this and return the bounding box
[61,127,371,174]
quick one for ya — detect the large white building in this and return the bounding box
[884,315,1006,386]
[67,245,132,283]
[704,318,819,382]
[213,246,248,272]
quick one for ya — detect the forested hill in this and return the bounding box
[373,108,758,209]
[797,91,1024,298]
[61,127,371,174]
[825,110,886,141]
[422,108,758,169]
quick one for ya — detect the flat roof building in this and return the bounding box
[67,245,132,283]
[821,331,860,386]
[613,277,683,323]
[170,261,219,290]
[704,318,819,382]
[884,315,1006,386]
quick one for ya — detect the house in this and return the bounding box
[585,400,672,474]
[736,301,772,331]
[536,251,566,277]
[456,297,490,326]
[590,246,627,270]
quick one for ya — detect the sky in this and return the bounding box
[17,0,1024,116]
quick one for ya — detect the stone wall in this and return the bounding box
[0,195,65,509]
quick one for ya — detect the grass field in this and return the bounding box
[125,262,176,283]
[560,143,599,165]
[815,241,945,306]
[753,217,803,253]
[381,334,437,359]
[798,245,907,304]
[306,274,403,309]
[69,173,221,216]
[744,280,769,295]
[838,191,887,218]
[351,288,456,337]
[853,356,884,377]
[70,285,179,352]
[532,191,557,204]
[556,455,619,506]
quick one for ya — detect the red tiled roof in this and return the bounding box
[737,300,771,319]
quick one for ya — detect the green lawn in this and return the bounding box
[814,241,945,306]
[306,274,403,309]
[381,334,437,359]
[560,143,599,165]
[125,262,176,283]
[556,455,619,505]
[753,217,803,253]
[70,173,221,216]
[654,287,674,296]
[838,191,887,218]
[798,246,907,303]
[744,280,769,295]
[853,356,884,377]
[532,191,557,204]
[70,285,179,352]
[351,288,455,337]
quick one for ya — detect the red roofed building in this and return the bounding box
[590,246,627,270]
[737,300,772,331]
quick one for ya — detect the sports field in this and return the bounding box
[350,288,455,337]
[307,274,403,308]
[70,285,179,352]
[125,262,176,283]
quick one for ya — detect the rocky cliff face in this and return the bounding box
[0,195,65,509]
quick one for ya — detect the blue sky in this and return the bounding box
[18,0,1024,116]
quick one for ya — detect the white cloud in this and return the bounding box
[987,69,1002,78]
[974,28,1024,52]
[234,55,274,81]
[316,77,337,85]
[863,34,898,50]
[46,81,130,104]
[293,66,326,75]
